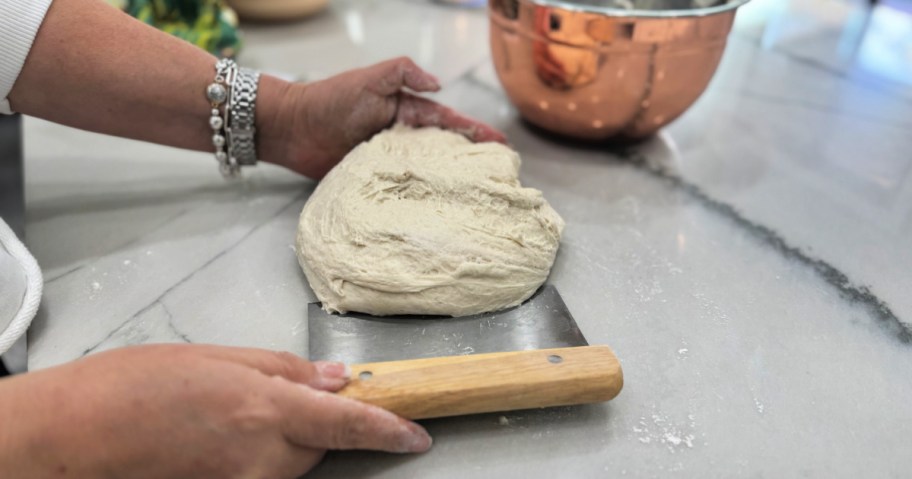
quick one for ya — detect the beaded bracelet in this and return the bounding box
[205,59,261,178]
[206,59,239,178]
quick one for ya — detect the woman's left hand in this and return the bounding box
[258,57,507,179]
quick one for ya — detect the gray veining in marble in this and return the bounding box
[22,0,912,476]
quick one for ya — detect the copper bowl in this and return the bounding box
[489,0,749,140]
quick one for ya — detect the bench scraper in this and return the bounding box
[308,285,623,420]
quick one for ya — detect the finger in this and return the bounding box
[367,57,441,95]
[191,345,349,390]
[272,378,433,454]
[396,93,508,143]
[270,442,326,479]
[311,361,352,391]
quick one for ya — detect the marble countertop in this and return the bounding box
[23,0,912,476]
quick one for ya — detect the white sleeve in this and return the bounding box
[0,0,54,115]
[0,218,43,355]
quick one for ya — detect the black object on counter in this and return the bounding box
[0,113,24,239]
[0,113,24,378]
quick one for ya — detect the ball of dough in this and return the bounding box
[295,125,564,317]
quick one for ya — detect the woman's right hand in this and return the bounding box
[0,344,431,478]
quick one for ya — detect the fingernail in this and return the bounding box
[315,361,351,379]
[427,74,442,90]
[401,424,433,453]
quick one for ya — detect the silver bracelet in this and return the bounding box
[228,67,261,166]
[206,59,239,178]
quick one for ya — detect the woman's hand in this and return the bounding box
[0,344,431,478]
[10,1,501,177]
[259,57,507,179]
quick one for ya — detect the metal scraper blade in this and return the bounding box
[308,285,587,363]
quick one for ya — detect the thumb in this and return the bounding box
[273,378,433,454]
[396,93,508,143]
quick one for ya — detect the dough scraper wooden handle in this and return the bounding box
[338,345,623,420]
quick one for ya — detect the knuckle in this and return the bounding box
[230,393,282,433]
[331,410,368,449]
[271,350,312,379]
[391,56,417,74]
[273,350,298,362]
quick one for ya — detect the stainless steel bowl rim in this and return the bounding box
[520,0,750,18]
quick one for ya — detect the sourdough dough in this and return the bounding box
[295,125,564,317]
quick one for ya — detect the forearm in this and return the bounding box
[0,366,127,477]
[8,0,287,155]
[0,375,64,476]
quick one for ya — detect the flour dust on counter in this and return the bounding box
[296,125,564,317]
[620,149,912,345]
